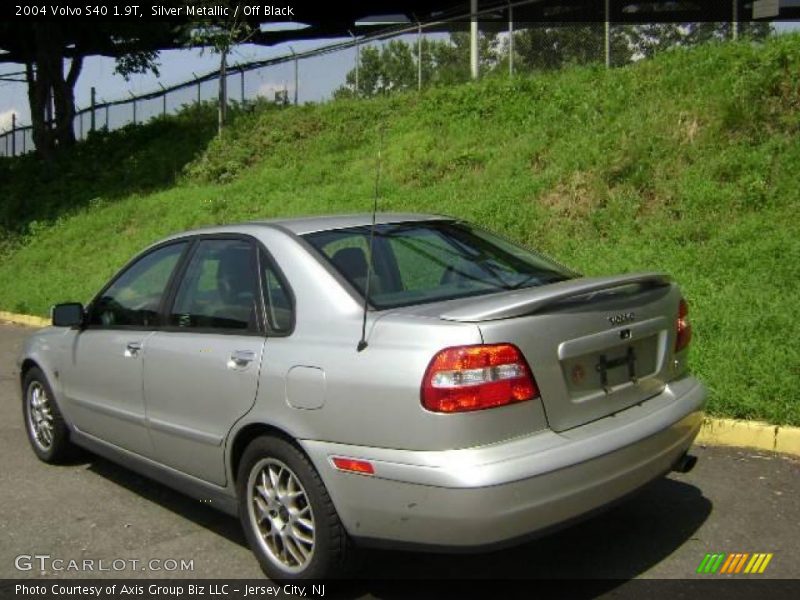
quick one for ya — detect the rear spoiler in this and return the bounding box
[440,272,672,322]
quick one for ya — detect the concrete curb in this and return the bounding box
[1,311,799,457]
[696,417,800,456]
[0,311,50,328]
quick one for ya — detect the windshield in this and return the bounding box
[303,220,574,309]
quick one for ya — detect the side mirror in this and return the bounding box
[52,303,84,328]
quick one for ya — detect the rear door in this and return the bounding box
[142,237,266,485]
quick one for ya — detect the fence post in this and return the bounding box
[732,0,738,40]
[508,2,514,76]
[289,46,298,105]
[46,89,53,131]
[470,0,479,80]
[295,55,299,105]
[417,22,422,90]
[4,133,8,157]
[11,113,16,156]
[90,86,96,132]
[240,68,245,104]
[158,83,167,116]
[604,0,611,69]
[193,72,201,106]
[22,129,25,154]
[130,91,137,124]
[218,48,228,134]
[355,40,360,96]
[105,104,109,129]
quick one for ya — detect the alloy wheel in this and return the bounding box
[27,381,54,451]
[246,457,316,573]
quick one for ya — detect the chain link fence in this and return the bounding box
[0,0,769,158]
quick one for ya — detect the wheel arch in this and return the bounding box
[229,422,306,485]
[19,357,71,427]
[19,358,41,385]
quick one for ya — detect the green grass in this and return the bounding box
[1,36,799,425]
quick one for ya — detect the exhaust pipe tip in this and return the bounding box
[673,453,698,474]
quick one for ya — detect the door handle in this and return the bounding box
[227,350,256,370]
[124,342,142,358]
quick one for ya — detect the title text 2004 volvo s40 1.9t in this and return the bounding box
[19,214,706,580]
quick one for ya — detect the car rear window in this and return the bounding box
[303,221,573,309]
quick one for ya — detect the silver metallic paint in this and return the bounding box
[19,214,707,550]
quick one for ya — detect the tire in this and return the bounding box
[237,435,355,580]
[22,367,75,463]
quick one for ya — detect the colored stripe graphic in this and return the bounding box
[734,553,750,573]
[721,553,751,574]
[703,552,775,575]
[697,553,727,574]
[758,553,774,573]
[696,554,712,573]
[711,553,726,574]
[719,553,737,574]
[744,554,761,574]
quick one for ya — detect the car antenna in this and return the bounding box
[357,126,384,352]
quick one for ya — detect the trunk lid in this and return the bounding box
[435,273,680,432]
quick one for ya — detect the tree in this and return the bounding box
[23,24,83,158]
[187,0,255,133]
[334,32,501,98]
[624,22,773,60]
[427,32,501,84]
[0,22,178,159]
[497,21,772,73]
[334,42,413,98]
[382,40,417,92]
[505,23,633,72]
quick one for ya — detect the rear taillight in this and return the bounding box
[421,344,539,413]
[675,298,692,352]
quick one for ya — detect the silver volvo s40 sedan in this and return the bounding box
[18,214,706,580]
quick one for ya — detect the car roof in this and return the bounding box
[250,212,452,235]
[159,213,454,242]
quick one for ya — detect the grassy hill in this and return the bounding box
[1,35,798,425]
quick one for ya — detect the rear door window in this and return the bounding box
[262,254,294,334]
[169,239,260,332]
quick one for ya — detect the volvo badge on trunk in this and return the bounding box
[608,312,635,326]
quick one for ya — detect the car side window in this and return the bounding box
[312,233,400,296]
[169,239,259,332]
[262,255,293,334]
[89,242,187,328]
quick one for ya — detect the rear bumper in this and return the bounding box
[301,375,706,549]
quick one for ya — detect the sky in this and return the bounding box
[1,21,799,135]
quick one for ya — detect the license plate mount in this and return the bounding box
[596,346,637,393]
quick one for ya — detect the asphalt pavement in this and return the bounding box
[1,322,798,588]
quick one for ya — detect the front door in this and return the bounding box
[143,238,265,485]
[62,242,188,457]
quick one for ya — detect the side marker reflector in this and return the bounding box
[332,457,375,475]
